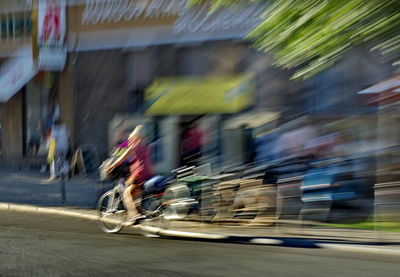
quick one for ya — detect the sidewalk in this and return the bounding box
[162,220,400,243]
[0,167,111,208]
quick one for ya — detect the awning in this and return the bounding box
[358,75,400,105]
[145,74,254,115]
[0,47,37,102]
[358,75,400,94]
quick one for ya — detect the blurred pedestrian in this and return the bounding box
[276,122,317,159]
[181,121,203,167]
[49,118,70,181]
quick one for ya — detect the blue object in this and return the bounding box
[143,175,168,194]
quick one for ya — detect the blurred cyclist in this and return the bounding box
[107,125,154,223]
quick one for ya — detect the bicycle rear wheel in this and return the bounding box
[162,184,191,220]
[97,190,127,233]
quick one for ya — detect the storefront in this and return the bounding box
[102,73,257,174]
[358,75,400,183]
[142,74,256,172]
[0,69,60,166]
[0,46,37,165]
[0,0,295,170]
[25,72,60,157]
[58,0,283,171]
[0,0,65,167]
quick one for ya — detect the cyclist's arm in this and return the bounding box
[107,141,139,172]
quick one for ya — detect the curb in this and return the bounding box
[1,202,400,256]
[316,243,400,255]
[0,202,99,221]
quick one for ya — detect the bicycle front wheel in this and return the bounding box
[97,190,127,233]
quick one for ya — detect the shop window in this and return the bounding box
[0,11,32,39]
[24,72,59,156]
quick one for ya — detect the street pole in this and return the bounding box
[60,173,66,203]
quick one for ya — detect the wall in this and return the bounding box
[304,48,394,116]
[157,116,180,173]
[0,91,23,165]
[73,50,128,160]
[177,45,210,76]
[59,56,75,147]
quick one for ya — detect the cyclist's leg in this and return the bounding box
[123,183,143,220]
[123,184,137,219]
[132,183,144,214]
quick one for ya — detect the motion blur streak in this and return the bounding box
[0,1,400,275]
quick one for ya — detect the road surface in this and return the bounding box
[0,210,399,276]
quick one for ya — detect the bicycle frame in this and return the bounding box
[106,183,125,213]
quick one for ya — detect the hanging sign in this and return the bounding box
[37,0,67,71]
[145,75,255,115]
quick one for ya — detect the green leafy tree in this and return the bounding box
[190,0,400,79]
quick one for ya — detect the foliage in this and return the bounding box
[190,0,400,79]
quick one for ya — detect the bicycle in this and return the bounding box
[97,177,197,235]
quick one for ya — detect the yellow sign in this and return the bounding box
[145,75,254,115]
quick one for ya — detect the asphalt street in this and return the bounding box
[0,210,399,277]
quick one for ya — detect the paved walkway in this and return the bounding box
[165,220,400,243]
[0,167,111,208]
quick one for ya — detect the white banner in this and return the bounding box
[38,0,67,71]
[38,46,67,71]
[81,0,187,25]
[0,47,37,102]
[173,3,265,34]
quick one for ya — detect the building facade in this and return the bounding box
[0,0,397,174]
